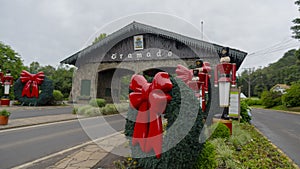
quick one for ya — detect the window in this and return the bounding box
[81,80,91,96]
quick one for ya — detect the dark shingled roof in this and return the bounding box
[61,21,247,69]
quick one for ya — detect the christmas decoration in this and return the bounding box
[129,72,172,159]
[214,47,236,108]
[176,60,211,113]
[125,73,204,169]
[14,71,53,106]
[20,70,45,98]
[1,70,14,106]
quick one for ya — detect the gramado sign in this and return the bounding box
[109,49,174,61]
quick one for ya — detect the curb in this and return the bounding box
[253,126,300,169]
[12,132,121,169]
[251,107,300,115]
[0,117,78,131]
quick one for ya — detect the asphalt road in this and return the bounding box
[9,107,73,119]
[251,108,300,166]
[0,114,126,169]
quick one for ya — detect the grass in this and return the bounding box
[209,122,298,169]
[73,103,129,117]
[251,105,300,113]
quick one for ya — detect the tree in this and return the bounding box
[50,66,74,98]
[282,82,300,107]
[291,0,300,40]
[0,42,24,79]
[28,61,41,73]
[92,33,107,44]
[0,41,24,98]
[261,90,282,108]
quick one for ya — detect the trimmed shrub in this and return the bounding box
[77,105,92,115]
[101,104,118,115]
[196,141,218,169]
[84,106,100,116]
[53,90,64,102]
[115,103,129,113]
[210,123,231,140]
[89,98,106,107]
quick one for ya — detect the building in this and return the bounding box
[61,21,247,103]
[271,84,291,94]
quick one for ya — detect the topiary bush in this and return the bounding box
[209,122,230,140]
[100,104,118,115]
[52,90,64,105]
[125,76,204,169]
[14,77,54,106]
[89,98,106,107]
[195,141,218,169]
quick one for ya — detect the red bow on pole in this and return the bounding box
[20,70,45,98]
[129,72,172,159]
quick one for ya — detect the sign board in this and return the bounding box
[229,88,240,119]
[134,35,144,50]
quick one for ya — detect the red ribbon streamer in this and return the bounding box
[20,70,45,98]
[129,72,172,158]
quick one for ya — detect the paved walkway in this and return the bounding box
[46,132,127,169]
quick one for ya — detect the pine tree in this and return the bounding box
[291,0,300,40]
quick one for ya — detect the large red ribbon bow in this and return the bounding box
[175,65,193,84]
[129,72,172,158]
[20,70,45,98]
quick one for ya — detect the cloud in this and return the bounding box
[0,0,299,69]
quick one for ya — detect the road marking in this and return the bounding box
[0,113,126,134]
[0,119,124,149]
[0,118,80,133]
[11,132,121,169]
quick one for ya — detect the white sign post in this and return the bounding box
[229,88,241,121]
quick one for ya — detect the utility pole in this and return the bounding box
[201,21,204,40]
[240,67,262,98]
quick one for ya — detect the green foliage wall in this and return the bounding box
[125,76,204,169]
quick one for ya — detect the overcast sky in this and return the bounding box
[0,0,299,71]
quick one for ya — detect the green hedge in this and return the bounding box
[125,76,204,169]
[243,98,262,106]
[209,123,230,140]
[89,98,106,107]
